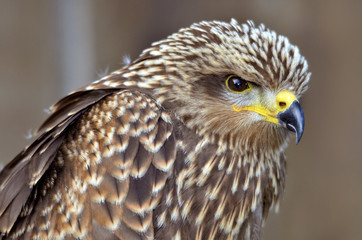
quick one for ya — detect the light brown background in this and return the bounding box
[0,1,361,239]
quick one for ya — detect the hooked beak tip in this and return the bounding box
[278,100,305,145]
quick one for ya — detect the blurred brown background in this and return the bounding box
[0,0,361,239]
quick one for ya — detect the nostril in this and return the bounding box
[279,101,287,108]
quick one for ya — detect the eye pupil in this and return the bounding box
[232,79,243,88]
[226,75,250,93]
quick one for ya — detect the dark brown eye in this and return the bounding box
[225,75,251,93]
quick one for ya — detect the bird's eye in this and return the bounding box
[225,75,251,93]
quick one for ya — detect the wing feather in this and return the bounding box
[37,89,116,135]
[0,89,117,234]
[1,90,177,239]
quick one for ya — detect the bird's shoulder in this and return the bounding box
[0,89,177,239]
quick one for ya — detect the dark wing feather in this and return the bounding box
[0,88,117,234]
[1,90,176,239]
[37,89,117,135]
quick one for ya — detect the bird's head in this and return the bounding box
[119,19,311,153]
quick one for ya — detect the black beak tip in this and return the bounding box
[278,100,305,145]
[289,124,302,144]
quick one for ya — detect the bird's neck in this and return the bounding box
[155,125,286,239]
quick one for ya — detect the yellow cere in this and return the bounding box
[232,90,298,125]
[276,90,297,112]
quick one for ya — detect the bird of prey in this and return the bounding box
[0,19,310,239]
